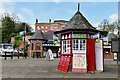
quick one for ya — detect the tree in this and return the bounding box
[1,14,15,43]
[13,36,22,48]
[98,19,116,33]
[0,27,2,43]
[15,22,33,35]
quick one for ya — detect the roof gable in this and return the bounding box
[29,30,44,40]
[64,11,96,30]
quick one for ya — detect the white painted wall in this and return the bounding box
[95,40,103,71]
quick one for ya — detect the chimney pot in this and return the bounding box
[36,19,38,23]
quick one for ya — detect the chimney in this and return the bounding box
[49,19,51,23]
[36,19,38,23]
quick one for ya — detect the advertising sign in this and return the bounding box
[58,56,70,72]
[72,34,86,38]
[72,53,87,72]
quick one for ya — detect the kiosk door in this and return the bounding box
[87,39,95,72]
[72,39,87,73]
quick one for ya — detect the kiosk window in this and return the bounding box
[73,39,86,52]
[62,40,70,54]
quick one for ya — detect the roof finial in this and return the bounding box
[78,3,80,11]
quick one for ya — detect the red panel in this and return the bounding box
[87,39,95,72]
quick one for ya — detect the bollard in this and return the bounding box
[11,52,13,59]
[4,51,6,60]
[18,51,19,59]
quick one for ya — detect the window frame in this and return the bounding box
[62,40,70,54]
[72,39,86,53]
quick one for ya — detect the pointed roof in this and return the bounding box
[44,30,55,40]
[44,30,59,40]
[63,3,95,30]
[29,30,44,40]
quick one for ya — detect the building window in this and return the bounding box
[37,26,40,30]
[41,26,44,29]
[58,25,60,28]
[72,39,86,53]
[105,48,110,54]
[62,40,70,54]
[54,25,57,28]
[73,39,78,51]
[46,26,48,29]
[36,43,40,50]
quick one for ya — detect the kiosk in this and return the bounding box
[55,3,106,73]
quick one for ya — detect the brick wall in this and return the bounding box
[103,48,114,59]
[35,19,67,32]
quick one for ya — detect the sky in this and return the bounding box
[0,1,119,32]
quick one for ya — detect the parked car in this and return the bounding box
[13,49,24,56]
[0,44,14,56]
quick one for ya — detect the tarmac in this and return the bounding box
[1,57,120,78]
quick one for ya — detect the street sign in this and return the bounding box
[111,38,120,53]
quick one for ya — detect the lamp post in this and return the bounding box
[23,23,26,58]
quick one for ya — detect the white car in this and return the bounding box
[0,44,14,56]
[13,49,24,56]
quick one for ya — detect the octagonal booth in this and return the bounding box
[55,4,107,73]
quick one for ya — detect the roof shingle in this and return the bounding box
[29,30,44,40]
[63,11,96,30]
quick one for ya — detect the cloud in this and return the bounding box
[109,13,118,23]
[21,7,34,18]
[51,0,64,3]
[0,0,119,2]
[18,7,35,30]
[92,22,100,28]
[0,3,6,19]
[0,2,35,31]
[0,0,13,2]
[0,2,15,20]
[16,13,24,21]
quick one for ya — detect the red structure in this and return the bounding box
[55,3,107,73]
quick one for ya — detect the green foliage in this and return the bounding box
[0,27,2,43]
[54,40,60,46]
[98,19,117,33]
[1,13,33,44]
[1,14,15,43]
[15,22,33,35]
[14,36,22,48]
[22,43,29,51]
[27,32,34,36]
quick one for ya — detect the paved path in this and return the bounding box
[1,58,119,78]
